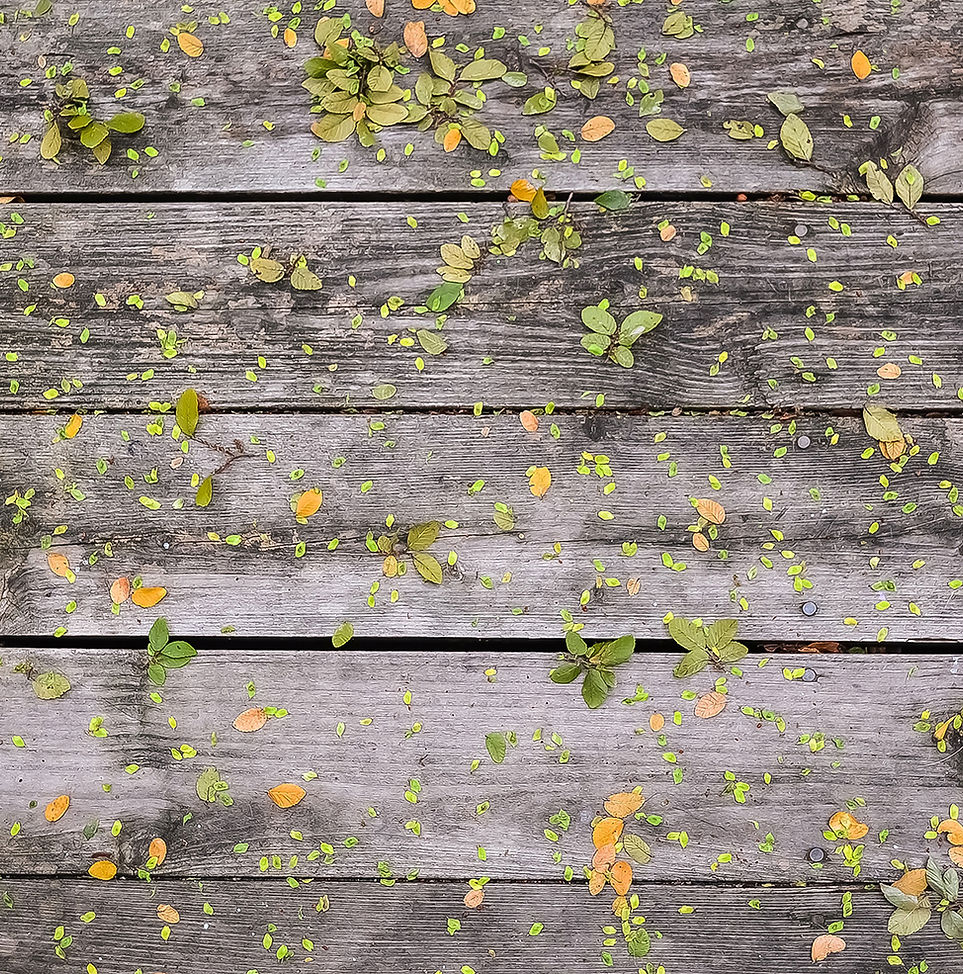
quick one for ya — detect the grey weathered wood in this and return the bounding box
[3,410,963,640]
[0,877,957,974]
[3,199,963,412]
[2,0,960,195]
[2,649,961,882]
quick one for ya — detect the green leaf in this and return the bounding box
[428,49,456,81]
[863,161,894,204]
[581,304,616,335]
[565,631,589,657]
[157,641,197,669]
[501,71,528,88]
[779,113,813,162]
[459,58,507,82]
[581,333,611,356]
[290,263,323,291]
[195,475,213,508]
[645,118,684,142]
[619,310,662,346]
[767,91,805,116]
[611,345,634,368]
[424,281,463,312]
[366,103,408,127]
[250,257,285,283]
[79,120,109,148]
[412,551,443,584]
[594,635,635,666]
[863,404,903,443]
[550,662,582,684]
[522,90,556,115]
[148,617,170,653]
[705,618,738,650]
[717,641,748,664]
[106,111,146,134]
[175,388,199,436]
[667,617,708,653]
[880,885,920,911]
[166,290,198,311]
[147,663,167,686]
[927,857,947,897]
[594,189,631,212]
[310,113,356,143]
[941,909,963,943]
[622,833,652,865]
[673,648,710,679]
[888,905,932,937]
[332,620,354,648]
[407,521,440,552]
[895,163,923,210]
[416,328,448,356]
[626,927,651,958]
[945,866,960,902]
[196,766,225,803]
[372,382,397,401]
[32,672,71,699]
[40,123,62,160]
[485,731,507,764]
[581,669,609,709]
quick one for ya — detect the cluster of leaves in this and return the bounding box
[550,632,636,709]
[492,185,583,268]
[763,89,814,163]
[687,497,726,553]
[41,78,145,165]
[569,8,615,100]
[304,18,407,146]
[436,233,481,284]
[196,766,233,806]
[862,158,925,212]
[408,49,521,153]
[239,246,324,291]
[147,617,197,686]
[863,403,907,461]
[880,857,963,944]
[630,48,664,119]
[580,299,663,368]
[668,617,748,678]
[369,520,445,584]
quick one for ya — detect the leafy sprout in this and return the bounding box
[580,300,663,368]
[550,632,636,709]
[147,617,198,686]
[668,617,747,678]
[369,520,445,584]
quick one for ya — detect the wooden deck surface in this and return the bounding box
[3,1,963,973]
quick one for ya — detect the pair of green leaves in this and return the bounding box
[669,617,747,678]
[406,521,443,584]
[862,160,925,210]
[581,300,663,368]
[550,632,636,709]
[881,859,963,942]
[147,617,197,686]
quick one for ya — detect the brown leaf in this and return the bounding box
[295,488,323,519]
[403,20,427,57]
[694,690,727,719]
[519,409,539,431]
[52,272,75,289]
[828,810,868,840]
[692,532,709,551]
[580,115,615,142]
[669,62,691,88]
[47,552,72,578]
[157,904,180,924]
[464,888,484,908]
[649,712,665,732]
[695,498,726,524]
[893,868,927,896]
[233,707,268,733]
[877,362,901,379]
[603,791,644,818]
[110,577,131,605]
[812,934,846,963]
[366,0,385,14]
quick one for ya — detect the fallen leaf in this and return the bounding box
[366,0,385,14]
[283,27,297,47]
[610,860,633,896]
[851,50,871,80]
[880,439,905,460]
[603,791,644,818]
[692,532,709,551]
[951,847,963,868]
[178,32,204,58]
[510,179,538,203]
[812,934,846,963]
[592,817,624,849]
[669,62,691,88]
[132,586,167,608]
[47,552,72,578]
[464,888,484,908]
[110,577,132,604]
[52,272,75,289]
[938,819,963,845]
[443,128,462,152]
[519,409,539,431]
[694,690,727,719]
[828,810,869,840]
[877,362,901,379]
[696,498,726,524]
[45,794,70,822]
[149,837,168,866]
[268,783,306,808]
[295,488,323,519]
[157,904,180,924]
[529,466,551,498]
[63,413,82,439]
[234,708,268,733]
[592,842,617,870]
[404,20,428,57]
[88,860,117,881]
[581,115,615,142]
[649,712,665,732]
[588,869,606,895]
[893,869,927,896]
[659,224,677,242]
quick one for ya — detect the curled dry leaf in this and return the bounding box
[131,586,167,608]
[52,272,75,289]
[519,409,539,431]
[510,180,538,203]
[627,577,641,596]
[937,819,963,845]
[529,466,551,498]
[694,690,727,719]
[610,860,633,896]
[177,32,204,58]
[404,20,428,57]
[812,934,846,963]
[649,712,665,732]
[464,888,484,908]
[110,577,132,604]
[45,794,70,822]
[233,707,268,733]
[669,62,691,88]
[828,810,869,840]
[592,817,624,849]
[851,50,871,80]
[149,837,168,866]
[603,791,644,818]
[893,868,927,896]
[268,783,307,808]
[47,552,72,578]
[295,488,323,519]
[88,860,118,881]
[157,904,180,924]
[695,498,726,525]
[580,115,615,142]
[63,413,82,439]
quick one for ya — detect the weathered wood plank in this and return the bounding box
[2,410,963,640]
[1,650,960,883]
[0,877,956,974]
[2,0,960,194]
[2,200,963,412]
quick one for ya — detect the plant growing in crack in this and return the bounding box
[367,519,445,584]
[668,617,748,678]
[147,617,197,687]
[550,632,635,708]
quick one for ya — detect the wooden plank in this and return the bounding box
[2,0,960,195]
[3,200,963,413]
[0,877,957,974]
[1,649,960,882]
[2,410,963,640]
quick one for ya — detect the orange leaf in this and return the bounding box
[404,20,428,57]
[588,869,606,895]
[411,0,434,7]
[63,413,82,439]
[851,50,871,80]
[45,794,70,822]
[88,860,117,881]
[692,532,709,552]
[110,577,131,605]
[295,488,323,519]
[366,0,385,14]
[649,712,665,732]
[149,837,168,866]
[893,869,927,896]
[443,128,462,152]
[669,62,691,88]
[268,783,306,808]
[449,0,475,12]
[283,27,297,47]
[694,690,727,719]
[610,860,632,897]
[828,810,868,840]
[529,466,551,498]
[131,586,167,608]
[47,552,72,578]
[519,409,539,431]
[695,498,726,524]
[177,32,204,58]
[880,439,905,461]
[580,115,615,142]
[464,888,484,908]
[52,272,75,289]
[157,903,180,924]
[592,817,624,850]
[877,362,901,379]
[938,819,963,845]
[592,842,617,871]
[233,707,268,733]
[603,791,644,818]
[951,847,963,868]
[659,224,677,242]
[611,894,628,917]
[812,934,846,963]
[510,180,538,203]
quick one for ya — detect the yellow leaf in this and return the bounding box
[45,794,70,822]
[510,179,538,203]
[580,115,615,142]
[178,32,204,58]
[88,860,117,881]
[268,783,306,808]
[131,586,167,608]
[529,466,551,498]
[63,413,82,439]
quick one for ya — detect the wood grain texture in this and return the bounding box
[3,409,963,640]
[2,0,960,195]
[2,199,963,412]
[1,650,960,882]
[0,877,957,974]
